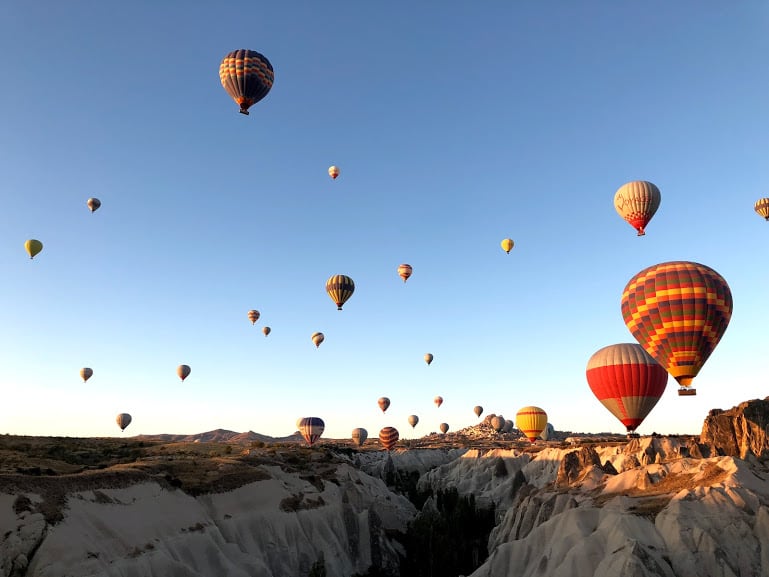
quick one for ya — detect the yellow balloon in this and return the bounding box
[25,239,43,259]
[500,238,514,254]
[515,406,548,443]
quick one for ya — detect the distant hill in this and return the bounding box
[134,429,302,444]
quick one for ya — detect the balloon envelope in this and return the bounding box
[326,275,355,310]
[378,397,390,413]
[262,326,271,337]
[398,264,413,283]
[312,332,325,348]
[621,261,732,394]
[540,422,555,441]
[755,198,769,221]
[490,416,505,432]
[424,353,433,365]
[248,310,260,324]
[586,343,668,433]
[328,166,340,179]
[116,413,132,432]
[87,198,101,212]
[379,427,399,451]
[516,406,548,443]
[25,239,43,259]
[613,180,661,236]
[219,49,274,115]
[473,405,483,418]
[80,367,93,383]
[177,364,191,381]
[351,427,368,447]
[407,415,419,428]
[439,423,449,434]
[434,396,443,408]
[298,417,325,446]
[500,238,514,253]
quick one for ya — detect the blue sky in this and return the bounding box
[0,2,768,439]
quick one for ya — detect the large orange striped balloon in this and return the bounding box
[515,406,547,443]
[586,343,668,433]
[613,181,661,236]
[621,261,732,395]
[326,275,355,310]
[219,50,274,115]
[298,417,325,446]
[379,426,399,451]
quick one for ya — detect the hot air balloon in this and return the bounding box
[586,343,668,433]
[326,275,355,310]
[328,166,340,180]
[219,49,274,115]
[503,420,514,433]
[25,239,43,259]
[500,238,514,254]
[613,180,661,236]
[378,397,391,413]
[352,427,368,447]
[116,413,132,432]
[248,310,260,324]
[407,415,419,428]
[312,332,324,348]
[379,426,399,451]
[262,326,271,337]
[177,364,191,381]
[87,198,101,213]
[424,353,433,366]
[434,396,443,408]
[540,423,555,441]
[755,198,769,221]
[398,264,413,283]
[298,417,325,446]
[473,405,483,418]
[439,423,449,434]
[80,368,93,383]
[295,418,303,430]
[621,261,733,396]
[516,406,547,443]
[490,416,505,432]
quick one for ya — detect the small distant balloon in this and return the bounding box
[177,364,191,381]
[248,310,260,324]
[398,264,413,283]
[298,417,325,446]
[613,180,661,236]
[328,166,340,180]
[473,405,483,418]
[490,416,504,432]
[378,397,391,413]
[439,423,449,434]
[87,198,101,213]
[25,239,43,259]
[434,396,443,408]
[424,353,433,366]
[326,275,355,310]
[755,198,769,221]
[408,414,419,428]
[379,426,399,451]
[116,413,132,432]
[262,326,271,337]
[80,367,93,383]
[500,238,514,254]
[312,332,325,348]
[352,427,368,447]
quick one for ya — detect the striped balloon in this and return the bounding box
[80,367,93,383]
[219,50,274,115]
[379,426,399,451]
[613,181,661,236]
[515,406,548,443]
[586,343,668,433]
[351,427,368,447]
[326,274,355,310]
[398,264,413,283]
[755,198,769,221]
[298,417,325,446]
[377,397,390,413]
[621,261,732,395]
[247,309,260,324]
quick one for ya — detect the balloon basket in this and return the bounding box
[678,388,696,396]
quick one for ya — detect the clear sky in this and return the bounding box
[0,2,768,440]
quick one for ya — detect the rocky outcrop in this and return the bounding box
[700,398,769,460]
